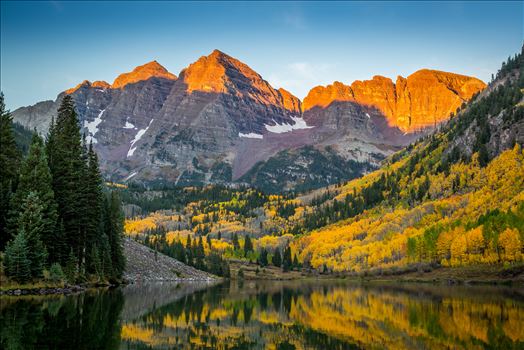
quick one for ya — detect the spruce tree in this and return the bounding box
[99,232,113,278]
[84,142,104,273]
[244,235,253,256]
[232,233,240,251]
[258,248,268,267]
[292,254,299,269]
[46,95,85,266]
[195,236,205,270]
[89,245,103,280]
[16,192,48,277]
[8,133,58,262]
[106,191,125,279]
[282,246,292,272]
[272,249,282,267]
[64,248,78,284]
[0,93,21,250]
[4,230,31,283]
[185,234,193,266]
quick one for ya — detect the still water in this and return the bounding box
[1,280,523,349]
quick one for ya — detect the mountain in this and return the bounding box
[117,46,523,280]
[289,46,524,273]
[11,50,485,192]
[303,70,486,132]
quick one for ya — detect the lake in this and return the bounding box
[1,280,523,349]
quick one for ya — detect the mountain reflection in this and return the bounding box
[1,281,523,349]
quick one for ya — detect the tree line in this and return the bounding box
[0,93,125,284]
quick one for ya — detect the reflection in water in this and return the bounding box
[0,289,123,350]
[1,281,524,349]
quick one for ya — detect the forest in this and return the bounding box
[0,94,125,285]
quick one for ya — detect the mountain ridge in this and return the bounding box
[11,49,486,192]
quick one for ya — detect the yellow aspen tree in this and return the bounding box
[450,234,468,266]
[498,228,522,262]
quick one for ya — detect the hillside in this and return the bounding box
[291,46,524,273]
[118,45,524,277]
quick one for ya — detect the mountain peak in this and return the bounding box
[65,80,92,94]
[111,60,177,89]
[182,49,265,94]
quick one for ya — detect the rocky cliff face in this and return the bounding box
[303,69,486,132]
[11,50,486,192]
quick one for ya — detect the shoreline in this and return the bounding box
[2,264,523,296]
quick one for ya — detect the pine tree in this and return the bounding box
[185,234,193,265]
[244,235,253,256]
[8,133,58,262]
[292,254,299,269]
[46,95,85,266]
[16,192,48,277]
[4,230,31,283]
[206,234,212,250]
[232,233,240,251]
[106,191,125,279]
[282,246,292,272]
[0,93,21,250]
[258,248,268,267]
[84,142,104,273]
[89,245,103,280]
[272,249,282,267]
[64,248,78,284]
[99,233,113,278]
[195,236,205,269]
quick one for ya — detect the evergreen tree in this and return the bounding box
[282,246,292,272]
[8,133,58,262]
[244,235,253,256]
[0,93,21,250]
[16,192,48,277]
[99,233,113,278]
[84,142,104,273]
[232,233,240,251]
[292,254,300,269]
[195,236,205,269]
[206,234,212,249]
[272,249,282,267]
[89,245,103,280]
[105,191,125,279]
[46,95,85,266]
[185,234,193,265]
[258,248,268,267]
[4,230,31,283]
[64,248,78,284]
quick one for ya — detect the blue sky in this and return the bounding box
[1,1,522,109]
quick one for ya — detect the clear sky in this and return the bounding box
[1,1,523,110]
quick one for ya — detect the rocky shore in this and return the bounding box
[0,285,87,296]
[123,238,217,282]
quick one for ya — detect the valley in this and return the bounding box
[1,1,523,349]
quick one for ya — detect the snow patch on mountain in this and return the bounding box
[264,116,313,134]
[124,121,136,129]
[127,119,154,157]
[84,109,105,144]
[124,171,138,181]
[239,132,263,139]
